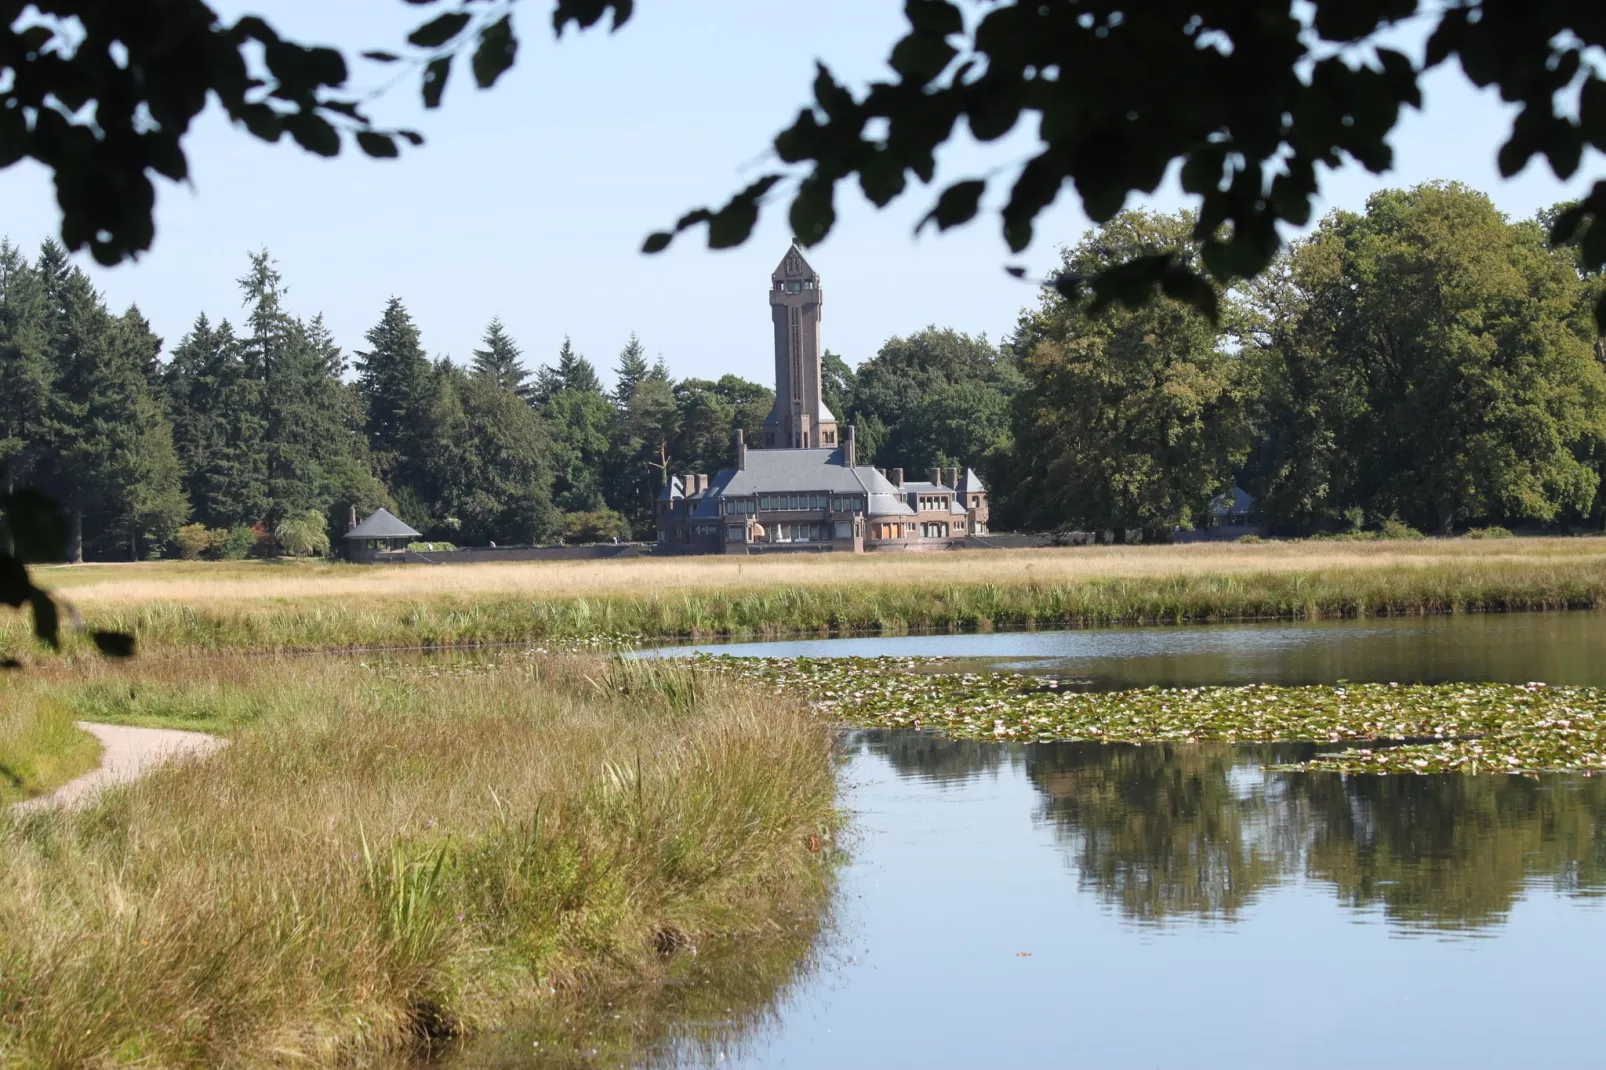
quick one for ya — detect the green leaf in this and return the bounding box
[422,56,452,109]
[283,113,340,157]
[1,487,67,564]
[91,631,136,658]
[357,131,399,158]
[921,179,986,231]
[472,15,518,89]
[29,591,58,650]
[408,12,472,48]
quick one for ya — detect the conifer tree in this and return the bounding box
[471,316,533,400]
[164,314,268,528]
[36,246,188,559]
[611,332,649,408]
[355,297,434,500]
[0,241,53,501]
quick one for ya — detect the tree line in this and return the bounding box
[0,244,781,560]
[3,180,1603,560]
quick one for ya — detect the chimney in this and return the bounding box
[889,468,903,487]
[698,473,710,494]
[947,467,960,490]
[736,428,747,470]
[843,423,856,467]
[348,505,358,532]
[680,473,695,496]
[928,468,942,487]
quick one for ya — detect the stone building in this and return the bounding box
[657,246,989,553]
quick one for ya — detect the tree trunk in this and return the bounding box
[1112,526,1127,545]
[1439,507,1454,537]
[68,509,83,564]
[129,531,137,561]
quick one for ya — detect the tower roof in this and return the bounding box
[772,243,817,281]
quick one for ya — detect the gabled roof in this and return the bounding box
[343,507,421,540]
[956,468,986,494]
[772,243,817,281]
[658,476,684,502]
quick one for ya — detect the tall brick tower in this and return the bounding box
[762,243,838,449]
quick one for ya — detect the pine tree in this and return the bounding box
[471,316,533,400]
[164,314,268,528]
[0,241,53,503]
[355,296,434,500]
[535,336,604,403]
[611,331,650,408]
[37,249,189,559]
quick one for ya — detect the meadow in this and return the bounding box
[0,653,837,1067]
[12,537,1606,659]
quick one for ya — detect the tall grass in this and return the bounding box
[0,690,100,804]
[0,654,838,1066]
[8,541,1606,658]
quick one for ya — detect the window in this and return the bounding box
[804,279,815,290]
[786,280,802,293]
[726,525,746,543]
[824,429,835,443]
[774,281,783,291]
[834,521,852,539]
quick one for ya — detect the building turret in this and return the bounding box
[761,243,838,450]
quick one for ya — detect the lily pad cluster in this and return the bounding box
[699,656,1606,777]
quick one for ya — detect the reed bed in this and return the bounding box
[8,539,1606,658]
[0,654,838,1067]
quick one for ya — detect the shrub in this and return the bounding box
[1341,506,1367,533]
[1235,534,1265,544]
[561,509,625,544]
[1379,516,1425,540]
[174,524,225,561]
[1465,525,1514,539]
[408,541,457,552]
[219,526,258,560]
[273,511,331,557]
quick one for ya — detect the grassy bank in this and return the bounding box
[0,654,838,1067]
[12,539,1606,658]
[0,692,101,805]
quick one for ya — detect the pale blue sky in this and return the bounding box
[3,2,1601,387]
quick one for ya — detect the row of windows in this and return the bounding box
[917,495,950,512]
[867,521,966,540]
[769,521,853,544]
[774,279,817,292]
[757,494,829,512]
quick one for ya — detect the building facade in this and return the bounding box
[657,246,989,554]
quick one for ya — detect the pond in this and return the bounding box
[452,614,1606,1067]
[649,610,1606,688]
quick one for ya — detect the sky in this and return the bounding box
[3,1,1603,390]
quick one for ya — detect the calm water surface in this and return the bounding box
[457,614,1606,1068]
[651,610,1606,688]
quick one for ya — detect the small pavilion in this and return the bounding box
[343,508,420,562]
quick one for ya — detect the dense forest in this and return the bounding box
[2,181,1603,560]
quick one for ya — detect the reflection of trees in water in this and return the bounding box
[1302,773,1606,930]
[1014,739,1606,929]
[851,729,1010,787]
[1027,742,1309,922]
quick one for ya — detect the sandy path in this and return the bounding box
[13,722,226,813]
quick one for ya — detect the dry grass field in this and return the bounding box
[9,537,1606,657]
[36,537,1606,606]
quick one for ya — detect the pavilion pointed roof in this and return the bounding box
[343,507,421,540]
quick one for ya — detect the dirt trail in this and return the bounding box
[13,722,226,813]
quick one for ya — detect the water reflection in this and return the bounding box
[978,736,1606,930]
